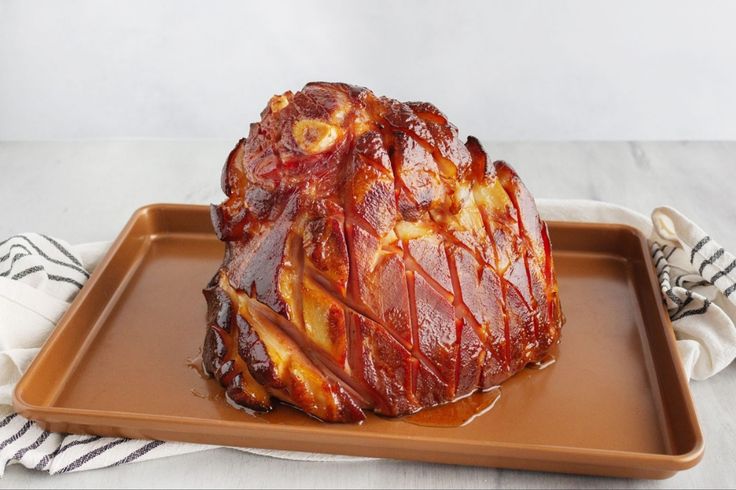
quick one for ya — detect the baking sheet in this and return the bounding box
[14,204,703,479]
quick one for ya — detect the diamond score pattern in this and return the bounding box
[203,83,563,422]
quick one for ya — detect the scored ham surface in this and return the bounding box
[203,82,563,422]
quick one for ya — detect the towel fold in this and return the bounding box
[1,199,734,475]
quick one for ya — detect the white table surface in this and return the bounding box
[0,140,734,488]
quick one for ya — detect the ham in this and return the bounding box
[202,82,563,422]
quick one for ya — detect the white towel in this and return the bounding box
[1,199,735,475]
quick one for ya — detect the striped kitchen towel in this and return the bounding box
[540,200,736,380]
[649,207,736,380]
[1,200,735,475]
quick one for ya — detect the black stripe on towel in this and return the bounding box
[34,436,102,471]
[672,300,711,321]
[665,289,685,307]
[111,440,165,467]
[0,243,32,263]
[0,413,18,428]
[0,252,33,277]
[687,280,712,288]
[0,235,89,278]
[699,248,725,275]
[671,291,694,317]
[670,291,693,320]
[10,265,45,281]
[690,236,711,263]
[11,431,50,462]
[675,275,708,287]
[725,283,736,298]
[47,274,84,290]
[0,420,33,451]
[6,265,85,289]
[0,235,18,248]
[41,234,84,267]
[57,438,129,473]
[711,260,736,284]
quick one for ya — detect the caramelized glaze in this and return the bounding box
[203,83,564,422]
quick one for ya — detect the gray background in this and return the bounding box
[2,0,736,141]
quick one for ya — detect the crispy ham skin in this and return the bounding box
[203,82,563,423]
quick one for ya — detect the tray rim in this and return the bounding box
[13,203,705,477]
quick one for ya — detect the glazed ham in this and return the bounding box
[203,82,563,422]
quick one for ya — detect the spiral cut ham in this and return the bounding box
[202,82,563,422]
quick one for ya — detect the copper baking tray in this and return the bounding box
[14,204,703,479]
